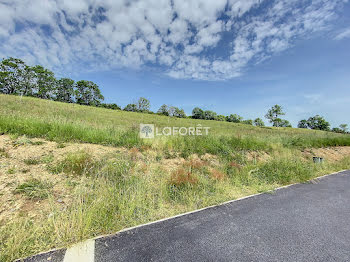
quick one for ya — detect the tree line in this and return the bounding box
[0,57,348,134]
[0,57,104,106]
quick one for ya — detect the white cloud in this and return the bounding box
[0,0,346,80]
[335,27,350,40]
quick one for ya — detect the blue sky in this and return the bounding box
[1,0,350,127]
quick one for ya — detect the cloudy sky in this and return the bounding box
[1,0,350,126]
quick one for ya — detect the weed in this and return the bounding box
[56,142,66,148]
[15,178,52,199]
[30,141,45,146]
[0,147,9,158]
[210,169,226,181]
[185,159,206,171]
[12,135,32,147]
[169,167,198,187]
[24,157,41,165]
[7,167,16,174]
[229,161,242,169]
[129,147,140,161]
[98,158,134,182]
[41,154,54,164]
[52,151,97,176]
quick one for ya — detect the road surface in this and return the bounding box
[22,170,350,262]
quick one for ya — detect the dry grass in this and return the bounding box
[210,169,226,181]
[169,167,198,186]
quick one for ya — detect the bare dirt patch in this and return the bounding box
[303,146,350,162]
[1,133,349,228]
[246,151,271,163]
[0,134,122,225]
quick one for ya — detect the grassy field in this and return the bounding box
[1,94,350,261]
[1,94,350,151]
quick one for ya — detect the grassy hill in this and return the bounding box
[1,94,350,152]
[1,94,350,261]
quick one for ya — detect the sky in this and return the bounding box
[0,0,350,127]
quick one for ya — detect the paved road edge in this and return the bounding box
[18,169,348,262]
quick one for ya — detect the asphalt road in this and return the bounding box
[23,170,350,262]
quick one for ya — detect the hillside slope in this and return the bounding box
[1,94,350,261]
[1,94,350,150]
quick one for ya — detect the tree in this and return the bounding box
[99,103,121,110]
[75,80,104,106]
[217,115,226,121]
[279,119,292,128]
[339,124,348,133]
[204,110,217,120]
[0,57,29,95]
[306,115,330,131]
[226,114,243,123]
[332,127,343,133]
[54,78,75,103]
[242,119,253,125]
[298,119,308,129]
[137,97,150,112]
[124,103,138,112]
[192,107,204,119]
[157,104,169,116]
[32,65,56,100]
[265,105,286,127]
[173,107,186,118]
[254,118,265,127]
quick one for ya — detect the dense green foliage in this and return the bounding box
[298,115,331,131]
[0,58,107,108]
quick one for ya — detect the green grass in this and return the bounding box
[14,178,52,200]
[23,157,41,165]
[1,94,349,152]
[50,151,98,176]
[0,94,350,261]
[0,147,9,158]
[1,151,349,261]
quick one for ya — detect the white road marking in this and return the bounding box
[63,239,95,262]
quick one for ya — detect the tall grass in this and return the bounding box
[1,94,350,151]
[0,114,143,148]
[2,151,350,261]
